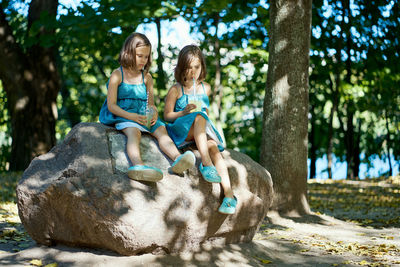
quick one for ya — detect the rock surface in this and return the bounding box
[16,122,273,255]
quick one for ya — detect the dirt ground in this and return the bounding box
[0,211,399,266]
[1,177,400,266]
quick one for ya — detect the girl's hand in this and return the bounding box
[182,104,196,115]
[130,113,147,125]
[151,109,158,126]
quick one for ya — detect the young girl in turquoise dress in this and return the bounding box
[164,45,237,214]
[99,32,195,182]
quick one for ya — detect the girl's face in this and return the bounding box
[186,57,202,82]
[135,46,150,70]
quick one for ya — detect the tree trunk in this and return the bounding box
[0,0,60,171]
[345,108,354,179]
[309,104,316,179]
[343,0,358,180]
[327,72,339,179]
[353,119,361,179]
[260,0,311,215]
[384,110,393,176]
[155,17,166,105]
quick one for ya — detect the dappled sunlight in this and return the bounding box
[274,75,290,107]
[276,2,291,25]
[258,211,400,266]
[15,96,29,111]
[224,156,249,189]
[11,123,272,257]
[224,149,273,204]
[2,170,400,265]
[308,179,400,228]
[23,70,33,81]
[276,39,288,53]
[10,122,399,265]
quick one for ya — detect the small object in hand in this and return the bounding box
[188,96,202,113]
[145,107,154,128]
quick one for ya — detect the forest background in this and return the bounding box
[0,0,399,180]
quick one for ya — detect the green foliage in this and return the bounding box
[188,0,268,161]
[309,0,400,177]
[53,0,187,139]
[0,172,20,203]
[0,82,11,172]
[221,44,268,161]
[0,0,399,174]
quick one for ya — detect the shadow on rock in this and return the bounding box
[17,122,274,255]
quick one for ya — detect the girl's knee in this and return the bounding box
[153,125,166,134]
[207,140,219,154]
[194,114,206,124]
[153,126,169,140]
[123,127,141,139]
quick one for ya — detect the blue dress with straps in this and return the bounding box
[166,83,224,151]
[99,66,164,133]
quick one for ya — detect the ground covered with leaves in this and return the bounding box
[308,177,400,229]
[0,172,34,253]
[1,172,399,266]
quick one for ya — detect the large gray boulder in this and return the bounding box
[17,122,273,255]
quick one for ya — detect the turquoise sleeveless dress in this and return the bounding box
[99,66,165,133]
[166,83,224,151]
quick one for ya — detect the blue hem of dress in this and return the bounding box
[166,111,224,151]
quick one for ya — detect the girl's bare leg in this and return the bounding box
[152,126,180,160]
[207,139,234,198]
[186,115,213,166]
[122,127,143,166]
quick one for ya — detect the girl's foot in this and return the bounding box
[171,151,196,174]
[199,163,221,183]
[128,165,163,182]
[218,196,237,214]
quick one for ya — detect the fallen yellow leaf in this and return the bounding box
[359,260,371,266]
[254,256,272,264]
[29,259,43,266]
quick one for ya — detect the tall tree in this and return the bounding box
[0,0,60,171]
[309,103,316,179]
[154,17,166,104]
[260,0,312,214]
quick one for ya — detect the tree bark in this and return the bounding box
[327,72,339,179]
[345,108,355,179]
[309,104,316,179]
[260,0,311,215]
[384,110,393,176]
[343,0,359,180]
[0,0,60,171]
[155,17,166,105]
[353,119,361,179]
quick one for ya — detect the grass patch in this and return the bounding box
[0,172,21,203]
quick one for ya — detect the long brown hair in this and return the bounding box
[118,32,152,73]
[174,45,206,85]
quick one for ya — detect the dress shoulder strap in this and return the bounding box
[141,71,145,85]
[120,66,124,82]
[201,82,206,94]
